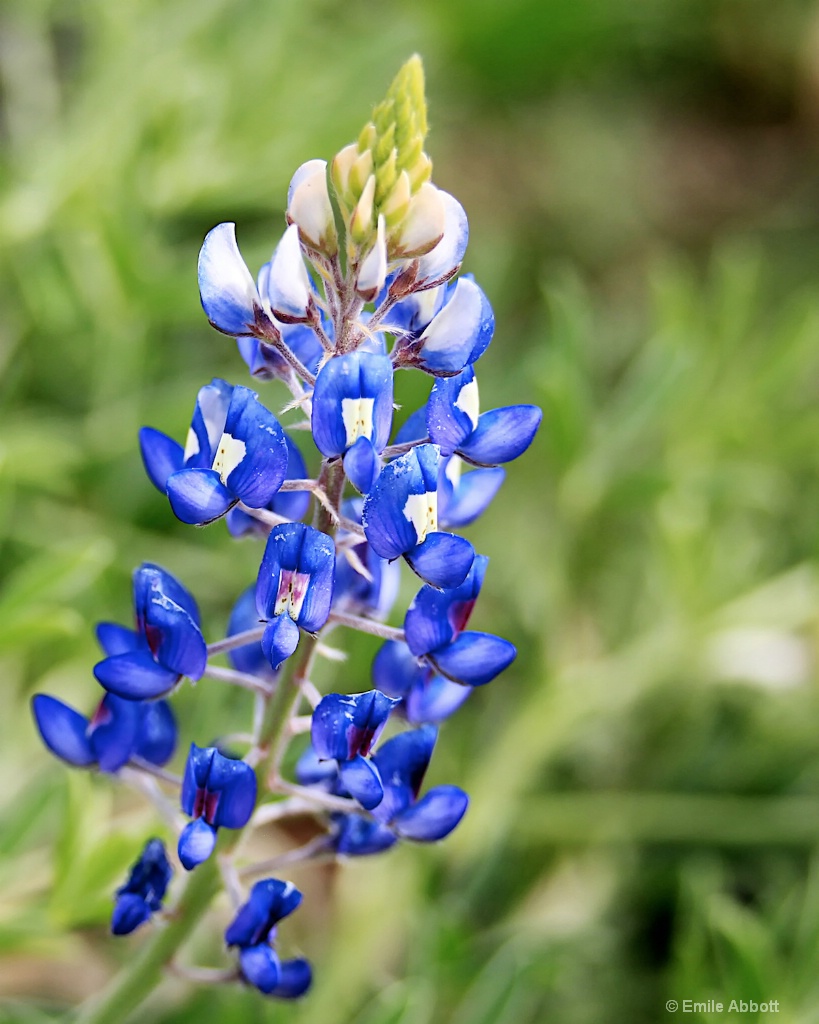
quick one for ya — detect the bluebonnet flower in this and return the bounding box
[140,379,289,526]
[225,878,311,997]
[93,563,207,701]
[111,838,173,936]
[311,352,393,493]
[362,444,474,589]
[310,690,399,809]
[426,366,542,466]
[225,436,310,539]
[178,744,257,869]
[403,556,516,687]
[333,500,401,620]
[237,323,323,384]
[32,691,176,773]
[372,640,470,724]
[329,725,468,855]
[256,523,335,670]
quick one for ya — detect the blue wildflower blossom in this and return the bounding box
[178,744,257,870]
[362,443,474,589]
[225,435,311,539]
[372,640,470,724]
[310,690,399,809]
[32,691,176,773]
[256,523,335,670]
[111,838,173,936]
[237,322,323,383]
[140,379,289,527]
[225,878,311,998]
[93,563,207,701]
[426,365,542,466]
[403,556,516,687]
[311,352,394,493]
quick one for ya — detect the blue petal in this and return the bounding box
[343,436,378,494]
[220,387,288,507]
[273,958,312,999]
[428,631,517,687]
[166,468,237,525]
[93,650,180,700]
[134,563,202,628]
[393,406,428,446]
[412,278,485,375]
[237,336,288,380]
[198,223,264,336]
[181,742,210,815]
[282,322,324,376]
[371,640,425,700]
[371,725,437,823]
[117,838,172,907]
[178,818,217,870]
[140,598,207,683]
[426,368,478,455]
[457,405,543,467]
[295,744,339,787]
[111,894,152,936]
[226,586,270,679]
[311,690,398,761]
[362,445,440,561]
[139,428,184,493]
[338,755,384,810]
[439,464,505,528]
[95,622,142,657]
[392,785,468,841]
[466,276,495,364]
[31,694,95,767]
[239,945,281,995]
[333,814,397,856]
[226,878,303,947]
[134,701,177,766]
[205,751,258,829]
[405,532,474,589]
[311,352,393,458]
[188,379,234,468]
[404,557,486,655]
[261,615,300,670]
[405,675,470,724]
[88,694,141,773]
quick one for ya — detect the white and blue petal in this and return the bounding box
[198,223,265,337]
[178,818,217,870]
[31,694,95,767]
[185,378,234,469]
[218,386,288,508]
[362,444,441,561]
[426,367,479,455]
[457,405,542,467]
[391,785,468,842]
[138,427,184,493]
[428,631,517,687]
[311,352,394,459]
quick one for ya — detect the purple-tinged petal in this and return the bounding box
[426,368,479,455]
[391,785,468,841]
[428,631,517,687]
[96,622,142,657]
[111,894,151,936]
[198,223,264,337]
[139,428,184,493]
[218,387,288,507]
[31,694,95,767]
[338,755,384,810]
[181,743,212,816]
[343,436,378,494]
[333,814,397,856]
[405,532,474,590]
[266,224,312,323]
[273,958,312,999]
[239,946,281,994]
[262,615,300,670]
[178,817,217,870]
[256,524,335,633]
[205,753,257,829]
[281,322,324,376]
[371,725,437,823]
[414,191,469,289]
[87,694,141,773]
[457,405,543,467]
[134,562,202,628]
[405,675,470,724]
[404,557,487,655]
[166,468,237,525]
[311,690,398,762]
[226,878,302,947]
[141,597,207,682]
[93,650,180,701]
[135,701,177,766]
[439,462,505,529]
[362,445,440,561]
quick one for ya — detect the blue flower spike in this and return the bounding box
[311,690,400,809]
[226,878,312,998]
[93,563,207,701]
[111,838,173,936]
[179,744,257,870]
[311,351,394,493]
[256,523,335,670]
[404,556,517,687]
[427,366,542,467]
[362,444,474,589]
[140,379,289,527]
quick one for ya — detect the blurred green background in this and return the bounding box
[3,0,819,1021]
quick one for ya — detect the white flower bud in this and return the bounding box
[287,159,338,256]
[356,215,387,302]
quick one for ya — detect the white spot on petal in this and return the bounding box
[341,397,375,448]
[403,490,438,545]
[454,377,480,430]
[184,428,200,463]
[212,432,247,485]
